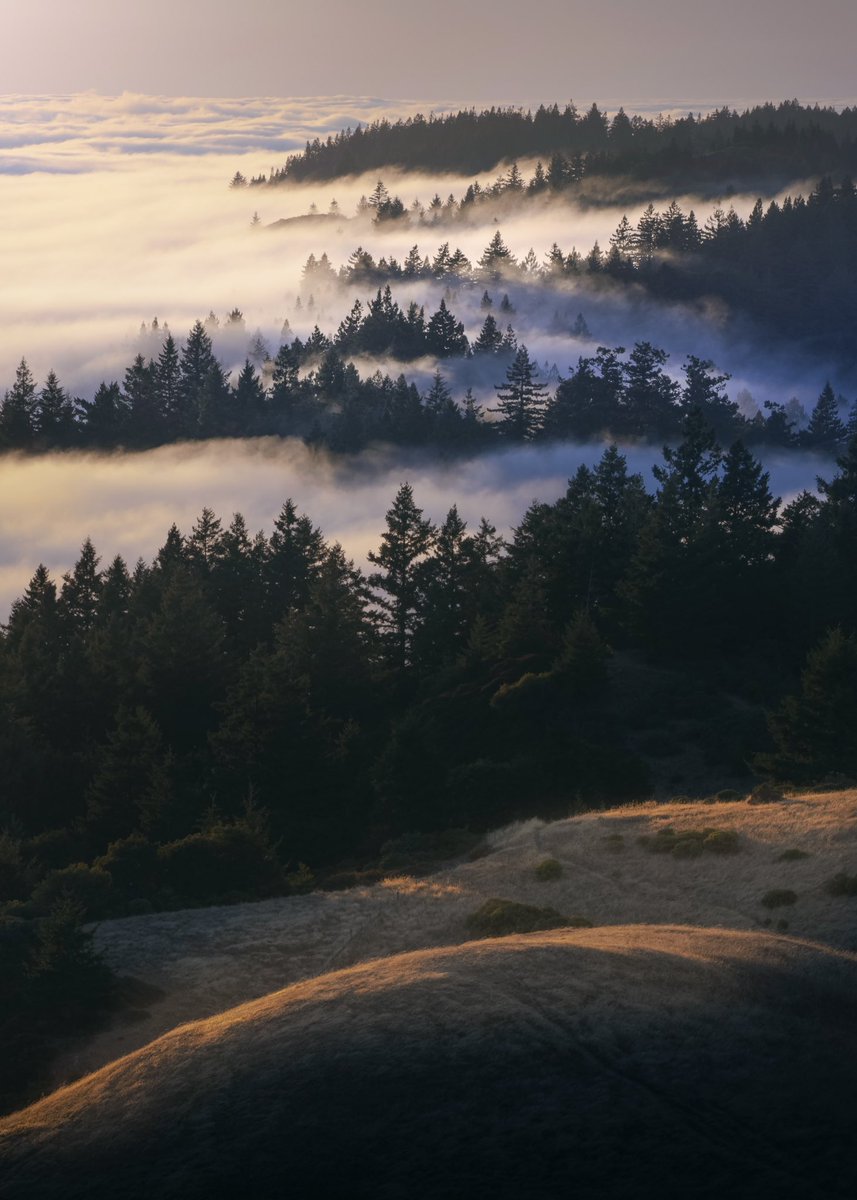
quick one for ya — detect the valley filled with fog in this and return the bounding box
[0,94,848,605]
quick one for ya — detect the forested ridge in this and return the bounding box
[3,420,857,1109]
[254,100,857,188]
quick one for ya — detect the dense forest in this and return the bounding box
[288,176,857,368]
[2,299,854,455]
[3,418,857,1108]
[252,100,857,190]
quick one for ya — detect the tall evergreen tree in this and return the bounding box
[368,483,436,669]
[35,371,77,446]
[803,383,847,453]
[0,359,38,448]
[491,345,548,440]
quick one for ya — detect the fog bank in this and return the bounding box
[0,437,833,620]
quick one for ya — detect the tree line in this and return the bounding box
[245,100,857,189]
[292,175,857,369]
[2,315,853,454]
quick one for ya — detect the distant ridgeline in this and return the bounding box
[245,100,857,188]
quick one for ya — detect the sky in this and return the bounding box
[1,0,856,104]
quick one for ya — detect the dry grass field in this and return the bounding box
[2,789,856,1197]
[49,788,857,1083]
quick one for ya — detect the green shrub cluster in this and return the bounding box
[465,898,592,938]
[638,826,740,858]
[534,858,563,881]
[761,889,798,908]
[776,848,811,862]
[826,871,857,896]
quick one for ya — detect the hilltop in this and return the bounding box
[2,923,855,1198]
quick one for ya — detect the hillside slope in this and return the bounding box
[52,788,857,1084]
[2,925,856,1199]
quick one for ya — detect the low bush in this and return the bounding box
[638,826,740,858]
[30,863,113,920]
[748,782,785,805]
[761,889,798,908]
[95,835,160,904]
[825,872,857,897]
[603,833,625,852]
[534,858,563,881]
[158,822,283,905]
[466,898,591,938]
[776,848,811,862]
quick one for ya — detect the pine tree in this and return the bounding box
[155,334,180,431]
[762,628,857,780]
[473,313,503,354]
[426,299,468,357]
[0,359,37,448]
[35,371,78,446]
[491,345,548,440]
[81,382,127,446]
[681,355,740,443]
[622,342,680,439]
[232,360,266,432]
[267,499,326,623]
[368,483,435,669]
[124,354,161,445]
[803,383,847,453]
[85,706,175,843]
[59,539,102,635]
[478,230,515,280]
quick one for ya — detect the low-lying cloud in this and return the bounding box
[0,437,834,620]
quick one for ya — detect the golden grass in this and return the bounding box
[41,789,857,1091]
[2,925,856,1199]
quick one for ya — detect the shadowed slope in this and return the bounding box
[55,788,857,1085]
[2,926,856,1199]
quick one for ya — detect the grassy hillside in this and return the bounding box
[2,924,855,1199]
[47,788,857,1086]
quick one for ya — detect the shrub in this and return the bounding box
[30,863,113,920]
[703,829,740,855]
[776,848,811,862]
[748,782,785,805]
[95,835,160,902]
[715,789,742,802]
[158,822,283,904]
[761,889,798,909]
[603,832,625,852]
[672,837,704,858]
[825,872,857,897]
[466,898,591,938]
[0,834,33,903]
[534,858,563,882]
[639,826,740,858]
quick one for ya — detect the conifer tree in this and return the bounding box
[803,383,847,452]
[368,483,435,669]
[473,313,503,354]
[0,359,38,448]
[426,299,468,357]
[491,345,547,440]
[35,371,78,446]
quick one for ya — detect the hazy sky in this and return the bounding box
[2,0,856,104]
